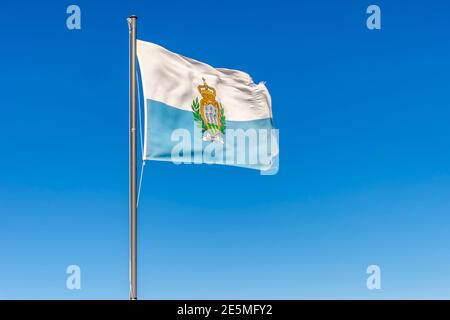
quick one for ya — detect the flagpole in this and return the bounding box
[128,15,138,300]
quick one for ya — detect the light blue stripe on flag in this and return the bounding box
[144,99,278,171]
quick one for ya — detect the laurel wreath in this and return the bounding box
[191,97,226,134]
[219,103,226,133]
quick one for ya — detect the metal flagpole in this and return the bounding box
[128,15,138,300]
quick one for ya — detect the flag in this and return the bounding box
[137,40,278,172]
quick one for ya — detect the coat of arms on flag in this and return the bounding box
[191,78,226,143]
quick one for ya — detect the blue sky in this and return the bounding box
[1,1,450,299]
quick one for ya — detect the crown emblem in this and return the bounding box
[197,78,216,102]
[191,78,226,143]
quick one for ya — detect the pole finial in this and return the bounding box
[127,16,138,33]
